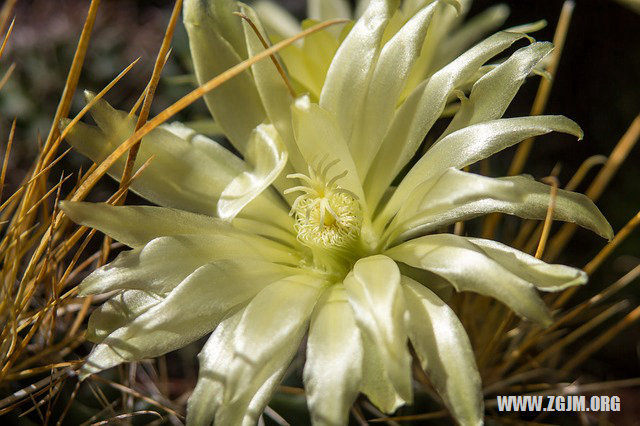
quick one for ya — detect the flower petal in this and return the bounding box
[438,41,554,140]
[319,0,395,142]
[78,234,299,296]
[383,168,613,243]
[218,124,289,221]
[60,202,297,253]
[434,4,510,69]
[79,259,293,379]
[183,0,266,153]
[304,285,363,426]
[365,30,533,208]
[386,234,553,325]
[360,330,405,413]
[62,97,291,227]
[464,237,588,292]
[86,290,162,343]
[239,4,306,175]
[402,276,483,426]
[380,115,583,224]
[222,275,327,420]
[253,0,301,39]
[350,1,439,177]
[343,255,413,403]
[291,96,365,202]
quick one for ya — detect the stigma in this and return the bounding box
[284,158,362,249]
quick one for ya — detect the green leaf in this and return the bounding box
[402,276,483,426]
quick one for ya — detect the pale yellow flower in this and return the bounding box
[61,1,613,425]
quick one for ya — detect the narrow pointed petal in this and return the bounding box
[465,238,588,291]
[386,235,553,326]
[218,124,289,221]
[434,4,510,69]
[60,203,298,254]
[343,255,413,402]
[351,1,439,177]
[221,275,327,421]
[320,0,396,141]
[79,260,295,379]
[304,285,363,426]
[291,96,365,202]
[78,234,299,296]
[383,168,613,243]
[62,98,291,227]
[239,4,306,174]
[183,0,266,153]
[187,309,242,426]
[402,276,483,426]
[381,115,583,224]
[365,30,532,208]
[439,41,554,140]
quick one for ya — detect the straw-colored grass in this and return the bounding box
[0,0,638,424]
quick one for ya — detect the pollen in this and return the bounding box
[285,158,362,249]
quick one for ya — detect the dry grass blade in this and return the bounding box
[553,210,640,308]
[89,410,163,425]
[90,375,184,420]
[508,0,575,177]
[118,0,183,194]
[545,114,640,261]
[0,118,16,203]
[562,305,640,371]
[0,62,15,91]
[0,1,17,42]
[535,176,559,259]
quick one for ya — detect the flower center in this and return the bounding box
[285,158,362,250]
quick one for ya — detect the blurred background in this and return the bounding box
[0,0,637,424]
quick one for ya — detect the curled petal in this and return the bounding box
[218,124,289,221]
[61,97,290,228]
[291,96,365,203]
[386,234,564,326]
[78,234,299,296]
[320,0,396,142]
[351,1,440,177]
